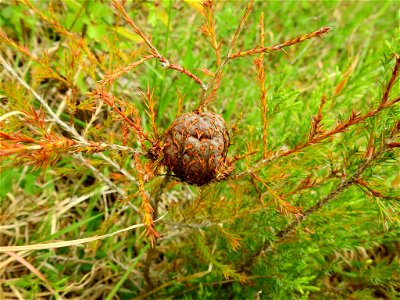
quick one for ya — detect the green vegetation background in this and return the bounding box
[0,0,399,299]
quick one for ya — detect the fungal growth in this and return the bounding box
[163,112,230,186]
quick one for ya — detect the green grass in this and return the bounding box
[0,0,399,299]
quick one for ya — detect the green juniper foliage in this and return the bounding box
[0,0,399,299]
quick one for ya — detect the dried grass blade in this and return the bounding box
[5,252,55,293]
[0,214,166,253]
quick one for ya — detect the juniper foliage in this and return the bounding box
[0,1,399,299]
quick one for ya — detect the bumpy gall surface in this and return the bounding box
[163,112,229,186]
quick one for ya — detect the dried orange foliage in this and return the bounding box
[89,89,151,149]
[134,155,159,246]
[230,27,332,59]
[242,55,400,176]
[253,12,269,159]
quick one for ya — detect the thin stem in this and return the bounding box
[380,53,400,105]
[113,0,206,89]
[198,0,255,110]
[226,0,255,59]
[229,27,332,59]
[99,55,156,86]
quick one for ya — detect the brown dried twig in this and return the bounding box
[308,95,327,140]
[99,55,156,87]
[230,27,332,59]
[355,178,400,201]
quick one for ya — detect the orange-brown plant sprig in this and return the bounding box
[253,12,269,159]
[89,89,152,150]
[112,0,206,89]
[138,86,160,140]
[239,54,400,177]
[229,27,332,59]
[200,0,222,67]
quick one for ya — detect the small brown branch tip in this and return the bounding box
[235,52,399,178]
[230,27,332,59]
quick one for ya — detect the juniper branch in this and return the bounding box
[236,54,400,178]
[0,54,141,190]
[0,55,81,139]
[241,127,398,272]
[229,27,332,59]
[198,0,255,110]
